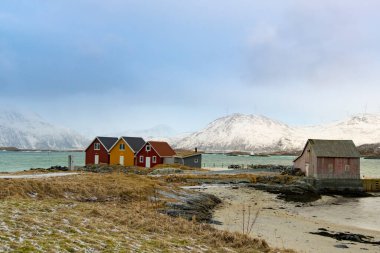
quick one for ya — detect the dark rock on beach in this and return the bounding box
[248,180,320,202]
[160,190,221,222]
[311,228,380,245]
[30,165,69,172]
[280,167,305,176]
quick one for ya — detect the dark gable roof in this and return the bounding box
[309,139,360,158]
[98,137,119,151]
[122,137,145,153]
[149,141,176,157]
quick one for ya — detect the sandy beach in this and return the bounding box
[197,185,380,253]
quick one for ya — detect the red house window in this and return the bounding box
[152,156,157,163]
[94,143,100,150]
[139,156,144,163]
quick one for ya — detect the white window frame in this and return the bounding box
[94,143,100,150]
[120,143,125,150]
[152,156,157,163]
[146,145,151,151]
[139,156,144,163]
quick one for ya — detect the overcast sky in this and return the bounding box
[1,0,380,136]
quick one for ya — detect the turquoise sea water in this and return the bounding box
[0,151,379,177]
[202,154,380,178]
[0,151,85,172]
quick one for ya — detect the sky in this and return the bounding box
[1,0,380,136]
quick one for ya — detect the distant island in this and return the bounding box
[0,146,84,152]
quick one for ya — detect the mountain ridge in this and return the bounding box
[173,113,380,152]
[0,110,89,150]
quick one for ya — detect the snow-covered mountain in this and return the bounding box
[174,113,380,152]
[0,110,89,150]
[175,114,297,152]
[298,114,380,145]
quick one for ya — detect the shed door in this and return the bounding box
[146,157,151,168]
[120,156,124,166]
[94,155,99,165]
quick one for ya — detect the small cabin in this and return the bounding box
[136,141,176,168]
[171,150,202,168]
[109,137,145,166]
[85,137,118,165]
[294,139,361,179]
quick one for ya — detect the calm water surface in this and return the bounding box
[203,154,380,178]
[0,152,379,177]
[0,151,85,172]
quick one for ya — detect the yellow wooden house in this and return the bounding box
[109,137,146,166]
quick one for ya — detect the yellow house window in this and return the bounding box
[120,144,125,150]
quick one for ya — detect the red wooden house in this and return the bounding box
[85,137,118,165]
[293,139,361,179]
[136,141,176,168]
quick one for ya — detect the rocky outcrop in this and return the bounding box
[149,168,184,175]
[248,180,320,202]
[159,190,221,222]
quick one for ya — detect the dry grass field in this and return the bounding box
[0,172,294,252]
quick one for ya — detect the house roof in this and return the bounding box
[294,139,360,162]
[174,150,202,158]
[85,136,118,152]
[121,137,145,153]
[97,137,119,151]
[148,141,176,157]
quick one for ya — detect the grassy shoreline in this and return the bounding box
[0,171,294,252]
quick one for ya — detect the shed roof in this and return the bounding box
[97,137,119,151]
[310,139,360,157]
[174,150,202,158]
[295,139,360,162]
[121,137,145,153]
[149,141,176,157]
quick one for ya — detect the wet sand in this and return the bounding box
[198,186,380,253]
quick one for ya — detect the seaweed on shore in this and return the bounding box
[310,228,380,245]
